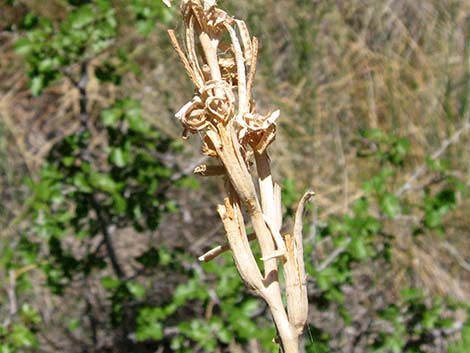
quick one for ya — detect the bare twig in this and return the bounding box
[396,121,470,196]
[6,270,17,324]
[92,197,125,279]
[441,242,470,272]
[317,238,352,272]
[70,58,126,281]
[198,233,256,262]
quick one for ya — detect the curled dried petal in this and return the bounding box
[174,79,237,137]
[175,97,209,132]
[241,124,277,153]
[202,80,235,124]
[237,110,280,140]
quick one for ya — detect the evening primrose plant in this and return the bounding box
[168,1,313,352]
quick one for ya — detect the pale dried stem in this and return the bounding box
[207,125,279,279]
[255,151,276,226]
[285,191,314,334]
[254,151,287,260]
[273,183,283,231]
[168,29,202,89]
[199,32,222,82]
[186,16,205,88]
[217,192,265,292]
[225,23,248,114]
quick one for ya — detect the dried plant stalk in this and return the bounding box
[169,1,313,352]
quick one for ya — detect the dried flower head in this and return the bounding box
[170,0,278,155]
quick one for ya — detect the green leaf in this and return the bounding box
[281,177,298,210]
[101,276,121,290]
[110,147,127,167]
[230,311,257,338]
[176,176,201,190]
[101,109,120,126]
[161,8,174,23]
[158,248,171,266]
[439,318,455,329]
[30,76,44,96]
[127,112,148,133]
[112,193,127,215]
[14,38,33,55]
[316,268,334,291]
[19,304,41,325]
[0,344,15,353]
[38,57,59,72]
[352,197,369,215]
[349,238,368,260]
[90,172,121,193]
[138,307,167,322]
[135,321,163,341]
[422,306,442,329]
[68,318,80,331]
[380,305,400,321]
[364,128,385,141]
[170,335,184,350]
[209,317,231,344]
[69,5,95,29]
[240,299,259,317]
[173,278,208,305]
[136,20,155,36]
[400,288,423,302]
[10,324,38,348]
[389,137,410,165]
[62,156,75,167]
[182,319,217,351]
[73,173,92,193]
[127,282,145,299]
[424,209,443,229]
[165,200,177,212]
[386,336,405,353]
[380,192,401,218]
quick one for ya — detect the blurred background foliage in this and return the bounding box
[0,0,469,352]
